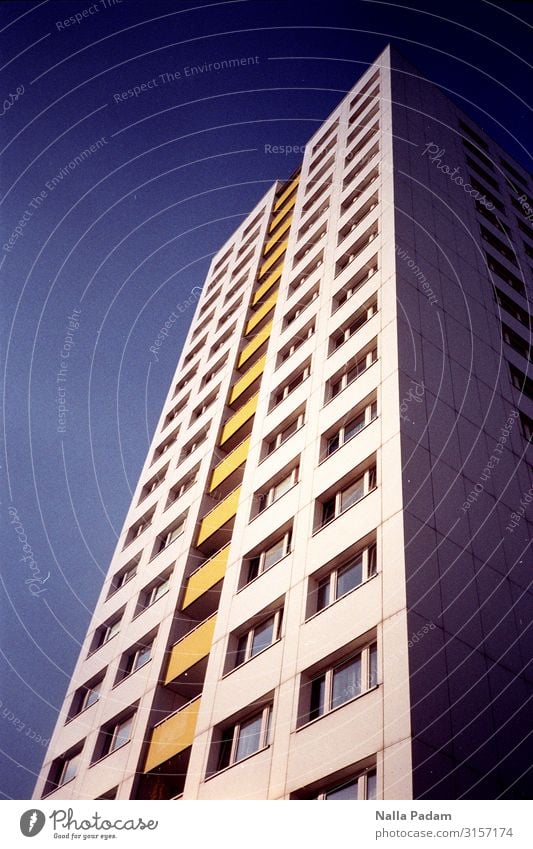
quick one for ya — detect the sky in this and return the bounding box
[0,0,531,801]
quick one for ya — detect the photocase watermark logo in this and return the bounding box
[20,809,46,837]
[395,245,438,306]
[421,142,495,210]
[150,287,202,361]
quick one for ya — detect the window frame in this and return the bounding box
[245,530,292,585]
[310,542,377,617]
[323,399,377,459]
[232,609,283,670]
[318,465,377,530]
[328,346,378,401]
[300,642,378,727]
[216,704,272,772]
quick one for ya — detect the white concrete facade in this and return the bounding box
[34,45,532,802]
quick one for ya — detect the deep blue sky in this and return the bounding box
[0,0,531,800]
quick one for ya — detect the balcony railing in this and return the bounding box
[229,355,266,405]
[196,486,241,546]
[238,321,272,368]
[252,264,283,306]
[144,696,201,773]
[209,436,251,492]
[182,544,230,609]
[165,614,217,684]
[220,393,259,445]
[245,290,278,335]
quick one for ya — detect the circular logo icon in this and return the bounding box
[20,810,46,837]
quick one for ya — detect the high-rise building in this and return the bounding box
[34,45,532,802]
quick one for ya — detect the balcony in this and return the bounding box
[252,264,283,306]
[238,321,272,368]
[273,174,300,212]
[209,436,251,492]
[165,614,217,684]
[264,215,293,255]
[144,696,201,773]
[229,355,266,406]
[270,194,297,231]
[182,544,230,610]
[196,486,241,547]
[220,394,258,446]
[245,290,278,335]
[259,238,288,279]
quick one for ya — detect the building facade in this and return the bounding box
[34,46,532,802]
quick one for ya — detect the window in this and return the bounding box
[345,122,380,168]
[509,365,533,401]
[300,179,331,219]
[164,396,188,428]
[229,609,283,670]
[152,428,179,462]
[481,226,517,266]
[330,299,378,352]
[202,354,227,388]
[209,324,236,359]
[324,399,377,458]
[292,765,377,799]
[117,636,154,681]
[91,613,122,652]
[212,245,233,274]
[139,464,169,503]
[173,367,197,398]
[254,466,299,515]
[317,464,377,530]
[311,118,339,157]
[346,102,379,148]
[277,322,315,365]
[217,304,239,331]
[458,119,489,152]
[349,71,379,109]
[466,157,499,191]
[153,516,186,555]
[137,572,171,613]
[271,364,311,408]
[244,529,292,584]
[48,748,83,793]
[341,166,379,216]
[335,223,378,277]
[462,138,494,172]
[502,324,532,362]
[338,193,379,245]
[191,388,219,422]
[342,143,380,191]
[108,555,139,597]
[264,409,305,457]
[299,642,377,726]
[487,254,526,297]
[327,343,378,401]
[167,468,198,506]
[215,704,272,772]
[309,542,377,617]
[493,286,531,330]
[519,411,533,443]
[469,177,504,212]
[500,157,528,189]
[125,508,154,546]
[69,674,104,719]
[94,712,136,762]
[180,427,209,459]
[475,201,512,237]
[332,255,378,312]
[285,286,319,327]
[183,335,206,364]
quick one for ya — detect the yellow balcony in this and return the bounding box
[269,195,296,232]
[165,615,217,684]
[182,544,230,609]
[245,290,278,335]
[209,436,251,491]
[273,173,300,211]
[252,264,283,306]
[220,394,258,445]
[196,486,241,546]
[259,239,288,279]
[238,321,272,368]
[144,696,201,772]
[229,356,266,405]
[264,214,293,255]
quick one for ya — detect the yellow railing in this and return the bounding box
[165,615,217,684]
[209,435,251,492]
[264,214,293,255]
[245,290,278,335]
[273,174,300,212]
[220,394,259,445]
[144,696,201,772]
[182,544,230,609]
[252,264,283,306]
[258,239,288,279]
[229,355,266,405]
[196,486,241,546]
[238,321,272,368]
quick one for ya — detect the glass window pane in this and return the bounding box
[217,727,233,771]
[60,754,79,785]
[340,477,364,511]
[111,716,133,751]
[247,556,260,581]
[344,411,365,442]
[316,577,331,611]
[85,686,100,708]
[367,544,377,577]
[336,556,363,598]
[264,539,284,570]
[332,656,361,708]
[273,472,294,501]
[133,645,151,671]
[321,498,336,525]
[234,634,248,667]
[309,675,326,720]
[369,644,378,688]
[367,770,377,799]
[235,715,262,762]
[325,779,358,800]
[251,617,275,657]
[327,433,340,455]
